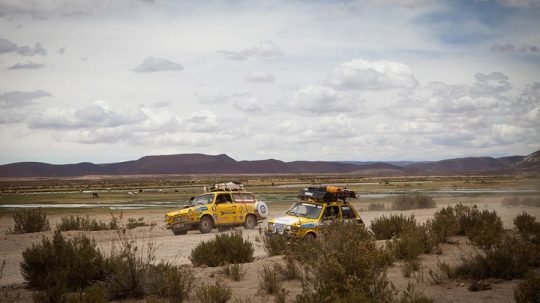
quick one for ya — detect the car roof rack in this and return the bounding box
[205,182,245,192]
[298,186,356,203]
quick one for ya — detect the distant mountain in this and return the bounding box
[512,150,540,172]
[0,150,537,178]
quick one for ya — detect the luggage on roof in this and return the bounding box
[298,186,357,202]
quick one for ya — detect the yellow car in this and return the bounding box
[267,186,363,240]
[165,183,269,235]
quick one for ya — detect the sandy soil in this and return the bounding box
[1,199,539,302]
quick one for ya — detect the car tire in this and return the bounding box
[172,229,188,235]
[244,214,257,229]
[303,232,316,241]
[199,216,214,234]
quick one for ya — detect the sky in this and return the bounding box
[0,0,539,164]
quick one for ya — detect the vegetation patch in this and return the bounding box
[514,212,540,245]
[294,221,395,303]
[392,193,436,211]
[370,214,417,240]
[514,271,540,303]
[57,215,118,231]
[12,208,50,234]
[223,263,244,281]
[195,280,232,303]
[502,197,540,207]
[190,231,254,267]
[262,233,288,257]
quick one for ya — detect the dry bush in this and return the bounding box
[1,260,21,303]
[126,217,146,230]
[57,215,115,231]
[392,193,435,211]
[190,231,254,267]
[223,263,244,281]
[258,264,282,295]
[294,221,395,303]
[195,280,232,303]
[367,203,386,211]
[398,282,433,303]
[12,208,50,234]
[388,224,438,261]
[21,230,106,291]
[514,271,540,303]
[401,260,421,278]
[370,214,417,240]
[452,235,537,280]
[514,212,540,245]
[503,197,540,208]
[63,284,108,303]
[274,255,300,280]
[262,234,288,257]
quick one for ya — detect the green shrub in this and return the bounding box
[401,260,421,278]
[368,203,386,211]
[388,227,426,261]
[514,212,540,244]
[370,214,417,240]
[465,209,503,248]
[452,235,537,280]
[514,271,540,303]
[12,208,50,233]
[195,280,232,303]
[392,193,435,211]
[430,206,459,243]
[190,231,254,267]
[146,264,194,303]
[223,263,244,281]
[57,215,114,231]
[294,222,395,303]
[21,230,105,291]
[263,234,288,257]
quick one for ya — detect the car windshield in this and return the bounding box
[288,202,322,219]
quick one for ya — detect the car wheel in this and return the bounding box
[172,229,188,235]
[244,214,257,229]
[303,232,316,241]
[199,216,214,234]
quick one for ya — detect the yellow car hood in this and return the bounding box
[270,215,317,227]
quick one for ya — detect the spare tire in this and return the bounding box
[255,201,269,218]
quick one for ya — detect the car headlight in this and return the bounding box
[291,226,299,232]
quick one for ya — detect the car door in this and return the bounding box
[214,193,236,225]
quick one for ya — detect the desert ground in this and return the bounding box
[1,175,539,302]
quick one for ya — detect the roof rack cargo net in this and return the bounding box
[206,182,244,192]
[298,186,357,203]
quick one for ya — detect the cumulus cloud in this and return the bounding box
[218,41,284,60]
[289,85,353,113]
[132,57,183,73]
[196,93,230,105]
[0,38,46,56]
[325,59,418,91]
[246,71,275,83]
[6,61,44,70]
[0,90,51,108]
[28,101,147,130]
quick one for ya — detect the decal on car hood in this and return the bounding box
[273,216,299,225]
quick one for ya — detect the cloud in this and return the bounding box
[491,43,539,53]
[196,93,230,105]
[0,90,51,108]
[496,0,540,8]
[325,59,418,91]
[6,61,44,70]
[289,85,353,113]
[0,38,46,56]
[58,47,65,54]
[150,101,170,108]
[0,0,154,19]
[28,101,147,130]
[218,41,284,60]
[246,71,275,83]
[132,57,184,73]
[233,97,263,113]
